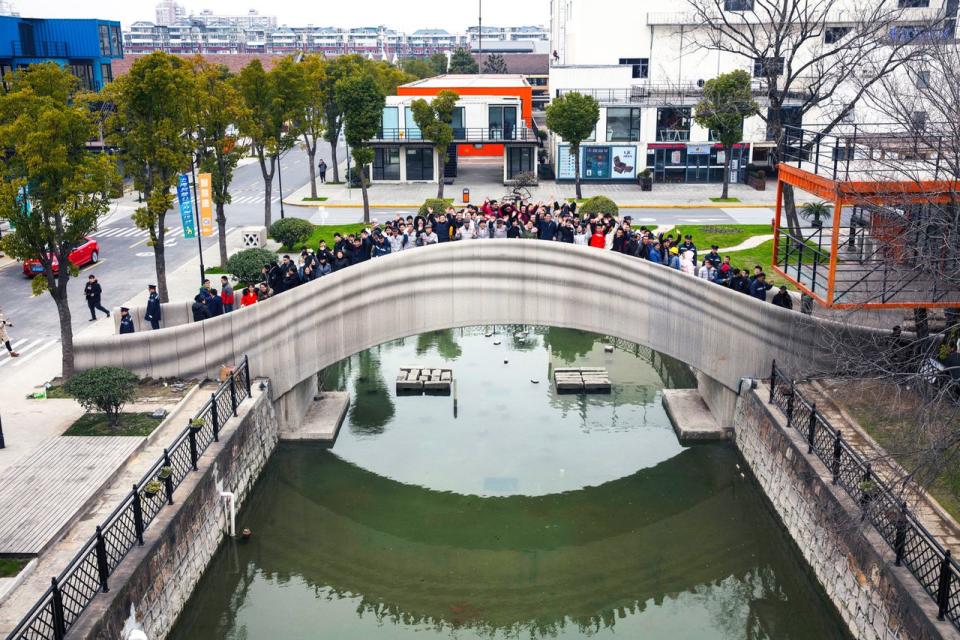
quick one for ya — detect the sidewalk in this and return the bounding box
[282,177,813,210]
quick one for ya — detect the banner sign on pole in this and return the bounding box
[176,173,196,239]
[198,172,214,237]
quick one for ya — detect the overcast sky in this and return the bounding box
[17,0,550,31]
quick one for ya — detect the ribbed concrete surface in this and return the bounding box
[74,240,861,398]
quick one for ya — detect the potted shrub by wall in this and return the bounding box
[747,170,766,191]
[189,417,205,433]
[158,465,173,480]
[143,480,163,499]
[800,201,832,228]
[638,169,653,191]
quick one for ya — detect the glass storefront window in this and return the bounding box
[507,147,534,178]
[373,148,400,180]
[606,107,640,142]
[656,108,691,142]
[405,147,433,180]
[99,25,111,56]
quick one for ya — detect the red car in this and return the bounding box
[22,237,100,277]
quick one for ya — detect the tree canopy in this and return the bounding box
[545,91,600,199]
[449,48,479,74]
[482,54,509,74]
[694,69,758,198]
[337,73,386,222]
[410,90,460,198]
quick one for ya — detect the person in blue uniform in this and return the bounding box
[144,284,162,330]
[119,307,135,334]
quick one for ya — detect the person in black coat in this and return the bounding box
[191,295,210,322]
[119,307,135,334]
[84,275,110,321]
[144,284,162,330]
[772,285,794,310]
[208,288,224,316]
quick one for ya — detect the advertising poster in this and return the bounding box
[557,145,578,180]
[176,173,196,239]
[198,172,214,237]
[583,147,610,179]
[609,146,637,179]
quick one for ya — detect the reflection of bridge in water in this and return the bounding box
[169,447,846,640]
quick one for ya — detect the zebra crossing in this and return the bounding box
[92,225,235,240]
[0,337,59,369]
[230,194,281,205]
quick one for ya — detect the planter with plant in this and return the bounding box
[143,480,163,498]
[747,170,766,191]
[638,169,653,191]
[189,417,205,433]
[158,466,173,480]
[800,201,832,228]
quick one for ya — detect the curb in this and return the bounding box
[282,199,778,210]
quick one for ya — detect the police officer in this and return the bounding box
[119,307,135,334]
[144,284,162,330]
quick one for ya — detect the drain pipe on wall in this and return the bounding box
[737,377,758,395]
[220,491,236,538]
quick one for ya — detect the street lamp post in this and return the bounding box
[189,155,206,283]
[276,150,286,219]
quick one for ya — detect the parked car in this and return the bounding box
[22,237,100,277]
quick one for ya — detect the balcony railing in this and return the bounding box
[557,80,807,104]
[11,40,69,57]
[374,126,538,143]
[656,129,691,142]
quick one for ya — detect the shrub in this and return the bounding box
[226,248,277,286]
[579,195,619,217]
[64,367,138,427]
[268,218,314,249]
[418,198,453,216]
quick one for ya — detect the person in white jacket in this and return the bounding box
[0,308,18,357]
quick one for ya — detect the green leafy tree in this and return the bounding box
[401,58,438,80]
[482,53,509,74]
[225,247,277,286]
[693,70,758,200]
[277,55,328,199]
[234,58,301,227]
[370,60,415,94]
[64,367,138,426]
[0,63,114,377]
[268,218,314,249]
[545,92,600,200]
[320,54,367,184]
[410,90,459,199]
[190,57,247,268]
[337,74,385,223]
[430,52,448,75]
[106,52,195,303]
[449,48,479,73]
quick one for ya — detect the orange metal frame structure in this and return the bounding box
[772,163,960,309]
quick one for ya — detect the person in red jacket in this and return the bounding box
[240,285,258,308]
[588,223,607,249]
[220,276,235,313]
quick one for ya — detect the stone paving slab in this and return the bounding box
[0,436,144,554]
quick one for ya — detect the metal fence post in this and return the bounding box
[807,403,817,454]
[163,449,174,505]
[50,577,67,640]
[0,414,5,449]
[895,503,908,566]
[230,375,238,417]
[831,431,843,485]
[785,385,796,429]
[769,360,777,404]
[188,428,199,471]
[859,463,873,519]
[937,550,953,620]
[95,526,110,593]
[243,355,252,398]
[210,392,220,442]
[132,485,145,545]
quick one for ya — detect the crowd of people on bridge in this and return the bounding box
[235,199,792,308]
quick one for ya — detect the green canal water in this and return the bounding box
[169,327,848,640]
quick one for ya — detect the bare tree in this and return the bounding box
[686,0,945,234]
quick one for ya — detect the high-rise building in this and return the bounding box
[154,0,184,27]
[0,0,19,17]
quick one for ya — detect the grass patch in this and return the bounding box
[709,197,741,202]
[565,198,587,204]
[43,378,189,402]
[0,557,29,578]
[282,223,368,252]
[204,266,228,275]
[64,412,161,437]
[671,224,774,251]
[302,196,328,202]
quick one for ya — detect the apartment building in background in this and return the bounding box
[547,0,956,184]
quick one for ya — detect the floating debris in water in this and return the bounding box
[604,345,614,353]
[531,379,539,384]
[484,332,493,338]
[493,340,501,345]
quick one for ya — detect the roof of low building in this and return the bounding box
[401,73,530,89]
[111,53,287,76]
[473,53,549,76]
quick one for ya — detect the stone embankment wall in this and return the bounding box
[72,383,280,640]
[735,386,958,640]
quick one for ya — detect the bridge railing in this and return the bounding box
[768,360,960,630]
[5,356,252,640]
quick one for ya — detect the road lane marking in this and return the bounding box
[0,339,34,367]
[12,339,58,367]
[80,259,106,273]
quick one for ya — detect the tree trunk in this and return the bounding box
[154,217,169,303]
[721,144,732,200]
[305,135,317,198]
[573,145,582,200]
[49,276,74,378]
[329,134,340,184]
[216,201,228,268]
[782,185,802,238]
[360,175,370,224]
[258,152,276,228]
[437,149,445,199]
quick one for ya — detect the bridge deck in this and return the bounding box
[0,436,143,554]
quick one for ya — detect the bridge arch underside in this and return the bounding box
[75,241,842,400]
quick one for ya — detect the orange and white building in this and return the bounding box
[369,75,541,185]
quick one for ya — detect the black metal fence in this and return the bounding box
[768,361,960,630]
[6,356,253,640]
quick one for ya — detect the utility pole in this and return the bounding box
[478,0,483,56]
[189,155,205,283]
[276,150,286,219]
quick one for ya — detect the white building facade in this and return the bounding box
[547,0,956,184]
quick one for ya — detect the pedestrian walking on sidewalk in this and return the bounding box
[0,307,19,357]
[145,284,162,330]
[84,275,110,321]
[318,159,327,183]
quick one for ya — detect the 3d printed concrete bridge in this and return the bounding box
[73,241,855,427]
